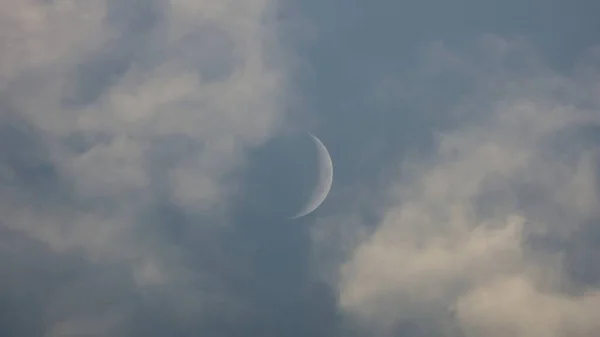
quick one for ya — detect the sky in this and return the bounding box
[1,0,600,336]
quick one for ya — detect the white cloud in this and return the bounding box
[321,37,600,336]
[1,0,287,253]
[0,0,292,333]
[456,276,600,337]
[0,0,109,85]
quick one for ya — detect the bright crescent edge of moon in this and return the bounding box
[289,133,334,219]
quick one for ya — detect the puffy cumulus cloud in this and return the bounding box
[0,0,293,335]
[321,36,600,336]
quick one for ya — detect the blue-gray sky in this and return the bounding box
[2,1,600,336]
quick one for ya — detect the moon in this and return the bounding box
[289,133,333,219]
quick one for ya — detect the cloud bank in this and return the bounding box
[3,1,600,337]
[0,0,294,335]
[320,37,600,337]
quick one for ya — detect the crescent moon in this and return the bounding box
[289,133,333,219]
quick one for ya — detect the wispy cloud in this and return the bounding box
[0,0,292,334]
[318,36,600,336]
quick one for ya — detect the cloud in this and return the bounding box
[319,36,600,336]
[456,275,600,337]
[0,0,294,334]
[4,2,600,336]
